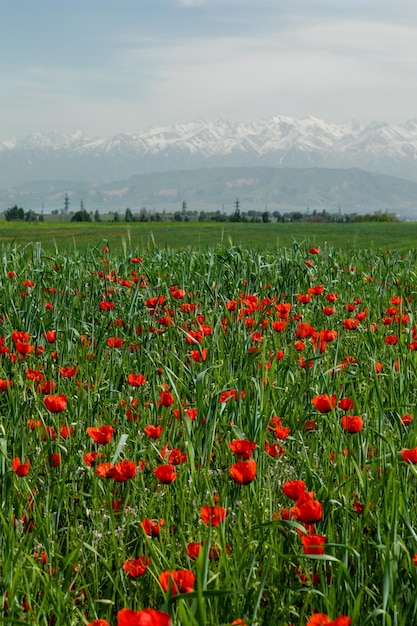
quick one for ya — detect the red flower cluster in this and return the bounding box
[159,569,195,595]
[117,608,171,626]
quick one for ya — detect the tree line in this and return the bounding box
[2,204,400,224]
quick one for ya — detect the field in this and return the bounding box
[2,220,417,252]
[2,239,417,625]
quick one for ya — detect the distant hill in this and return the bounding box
[1,166,417,218]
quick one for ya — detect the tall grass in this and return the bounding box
[0,242,417,624]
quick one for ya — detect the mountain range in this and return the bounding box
[2,115,417,215]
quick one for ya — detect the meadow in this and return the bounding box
[2,220,417,252]
[2,239,417,625]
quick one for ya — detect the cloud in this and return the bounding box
[2,1,417,138]
[176,0,205,6]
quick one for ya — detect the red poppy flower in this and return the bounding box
[301,533,326,555]
[122,556,151,577]
[272,320,288,332]
[190,348,208,362]
[99,301,115,311]
[274,423,291,440]
[12,457,30,477]
[108,460,137,482]
[309,247,320,255]
[15,341,35,355]
[264,441,284,458]
[12,331,30,344]
[326,293,338,302]
[118,608,170,626]
[341,415,363,433]
[295,322,316,339]
[171,288,185,299]
[185,330,204,344]
[38,380,56,394]
[401,414,413,425]
[282,479,306,500]
[107,337,124,348]
[293,491,323,523]
[43,330,57,343]
[184,408,198,421]
[353,500,365,514]
[59,365,78,378]
[187,542,203,559]
[43,394,68,412]
[200,506,227,526]
[308,285,324,296]
[159,569,195,595]
[26,369,44,382]
[46,453,61,467]
[401,447,417,463]
[167,448,187,465]
[95,462,114,478]
[219,389,238,403]
[276,302,291,318]
[338,398,354,412]
[86,425,115,445]
[145,295,165,309]
[343,318,359,330]
[41,425,57,440]
[144,424,163,439]
[127,373,146,387]
[307,615,351,626]
[153,464,177,484]
[84,451,104,466]
[59,424,74,439]
[311,394,336,413]
[229,439,257,459]
[0,379,12,391]
[88,620,111,626]
[160,391,174,407]
[141,518,164,537]
[229,459,257,484]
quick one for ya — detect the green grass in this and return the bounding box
[1,242,417,625]
[1,220,417,252]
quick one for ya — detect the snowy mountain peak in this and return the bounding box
[2,114,417,186]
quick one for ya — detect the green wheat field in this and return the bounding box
[1,225,417,625]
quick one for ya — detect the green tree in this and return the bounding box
[125,208,133,222]
[24,210,38,222]
[4,205,25,221]
[139,208,148,222]
[71,209,92,222]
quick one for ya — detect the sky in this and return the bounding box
[2,0,417,141]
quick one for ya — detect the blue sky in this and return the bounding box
[2,0,417,140]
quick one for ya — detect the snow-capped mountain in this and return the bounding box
[2,115,417,186]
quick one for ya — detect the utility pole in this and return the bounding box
[234,197,240,221]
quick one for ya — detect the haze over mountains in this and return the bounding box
[2,115,417,216]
